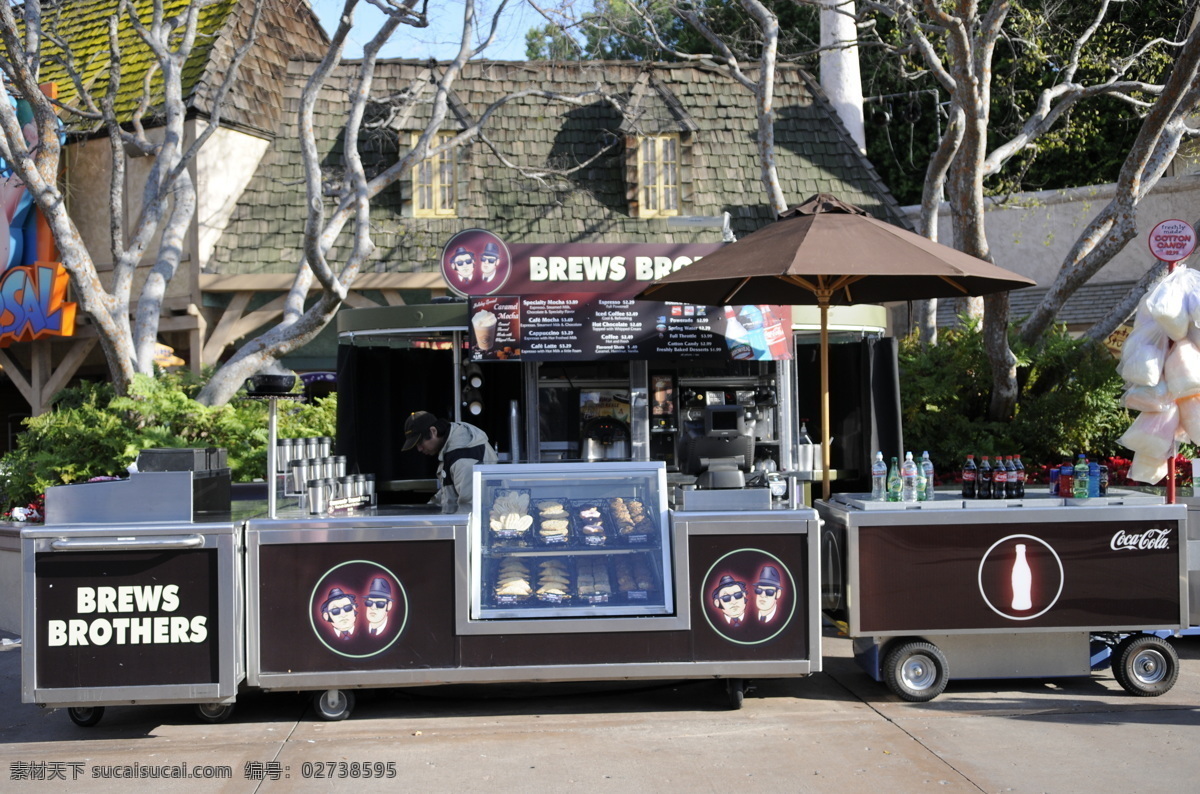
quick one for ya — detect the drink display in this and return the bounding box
[993,455,1007,499]
[920,451,935,501]
[978,456,993,500]
[1058,459,1073,498]
[961,454,977,498]
[901,452,919,503]
[871,452,887,501]
[1073,454,1089,499]
[887,456,902,502]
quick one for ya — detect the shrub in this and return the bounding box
[0,372,336,511]
[899,321,1134,474]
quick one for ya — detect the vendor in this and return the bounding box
[402,410,498,511]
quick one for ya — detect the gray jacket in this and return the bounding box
[437,421,498,511]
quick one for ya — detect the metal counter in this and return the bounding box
[817,491,1189,700]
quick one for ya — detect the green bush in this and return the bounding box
[0,372,337,511]
[899,322,1132,472]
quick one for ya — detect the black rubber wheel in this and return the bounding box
[1112,634,1179,697]
[725,678,745,710]
[193,702,236,724]
[313,689,355,721]
[883,640,949,702]
[67,706,105,727]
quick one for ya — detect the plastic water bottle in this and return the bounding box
[887,456,902,502]
[871,452,887,501]
[961,454,977,499]
[1088,458,1100,498]
[1059,459,1073,498]
[1073,453,1089,499]
[920,451,935,501]
[901,452,919,502]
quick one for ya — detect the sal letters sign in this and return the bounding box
[0,261,76,346]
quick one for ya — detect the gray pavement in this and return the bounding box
[2,625,1198,792]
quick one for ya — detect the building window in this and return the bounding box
[413,132,456,217]
[637,134,680,218]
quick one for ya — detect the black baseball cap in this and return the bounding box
[402,411,437,451]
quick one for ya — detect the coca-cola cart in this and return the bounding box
[817,492,1188,701]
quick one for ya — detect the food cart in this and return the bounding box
[20,455,244,726]
[817,491,1190,701]
[244,462,820,719]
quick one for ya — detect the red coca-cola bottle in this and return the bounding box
[760,306,791,360]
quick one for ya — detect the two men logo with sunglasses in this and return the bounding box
[711,565,784,628]
[320,577,394,640]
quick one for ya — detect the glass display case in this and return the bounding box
[469,462,673,621]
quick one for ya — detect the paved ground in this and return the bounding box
[1,625,1198,793]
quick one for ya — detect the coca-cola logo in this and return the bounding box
[1110,527,1172,551]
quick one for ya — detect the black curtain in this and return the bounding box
[793,337,902,494]
[336,345,449,498]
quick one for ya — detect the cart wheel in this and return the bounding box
[313,689,355,721]
[883,640,949,702]
[67,706,105,727]
[1112,634,1179,697]
[193,702,236,724]
[725,678,745,710]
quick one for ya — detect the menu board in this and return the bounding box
[468,296,791,362]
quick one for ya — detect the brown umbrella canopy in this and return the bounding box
[641,194,1035,307]
[640,194,1035,500]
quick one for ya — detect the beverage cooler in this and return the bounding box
[244,461,821,719]
[817,492,1190,702]
[21,469,243,726]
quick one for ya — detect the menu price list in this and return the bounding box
[471,295,731,361]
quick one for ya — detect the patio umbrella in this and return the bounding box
[640,193,1036,500]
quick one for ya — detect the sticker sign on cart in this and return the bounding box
[34,550,220,689]
[1147,219,1196,262]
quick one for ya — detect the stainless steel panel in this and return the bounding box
[245,517,461,688]
[925,632,1090,679]
[22,521,242,707]
[44,472,197,525]
[253,659,812,691]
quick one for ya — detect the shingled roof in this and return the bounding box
[29,0,327,138]
[211,59,904,276]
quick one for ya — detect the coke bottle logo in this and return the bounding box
[1109,528,1172,551]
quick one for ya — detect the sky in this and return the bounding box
[309,0,549,61]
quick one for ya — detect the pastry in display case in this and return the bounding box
[470,462,673,621]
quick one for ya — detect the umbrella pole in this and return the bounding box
[821,300,831,501]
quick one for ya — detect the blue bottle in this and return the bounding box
[1088,459,1101,498]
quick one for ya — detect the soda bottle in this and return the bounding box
[1004,456,1018,498]
[1049,465,1059,496]
[760,306,791,360]
[1014,455,1026,498]
[993,455,1007,499]
[1073,453,1089,499]
[871,452,887,501]
[901,452,919,502]
[961,454,977,499]
[1088,458,1100,498]
[1099,464,1109,496]
[979,456,993,500]
[920,451,935,501]
[1058,459,1073,498]
[887,456,902,502]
